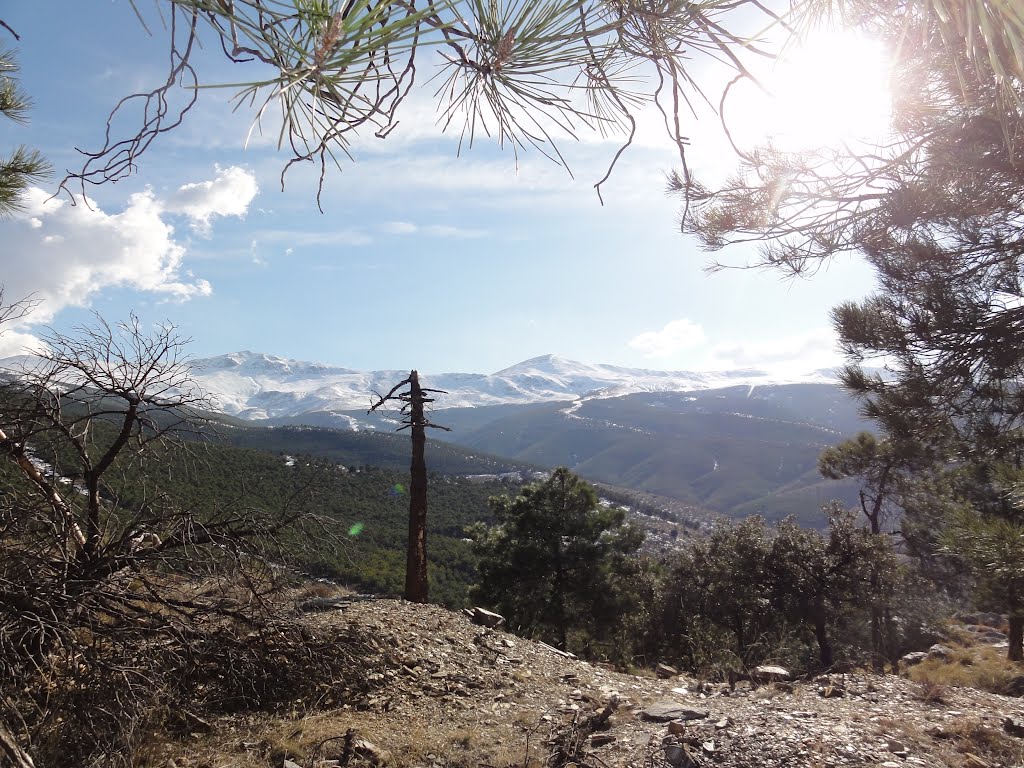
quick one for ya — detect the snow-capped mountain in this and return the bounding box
[183,351,845,421]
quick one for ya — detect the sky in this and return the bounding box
[0,1,887,375]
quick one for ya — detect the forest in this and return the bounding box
[2,0,1024,765]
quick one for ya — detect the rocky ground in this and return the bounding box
[165,598,1024,768]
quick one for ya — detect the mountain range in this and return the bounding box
[182,352,872,526]
[1,350,875,526]
[188,350,850,422]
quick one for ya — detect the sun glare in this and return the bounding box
[728,27,893,152]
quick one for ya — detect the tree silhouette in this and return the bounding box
[369,370,449,603]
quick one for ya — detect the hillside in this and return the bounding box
[146,597,1024,768]
[1,352,875,525]
[437,385,867,527]
[218,422,541,477]
[217,381,869,527]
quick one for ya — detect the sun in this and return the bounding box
[726,27,894,152]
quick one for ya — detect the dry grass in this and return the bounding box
[932,718,1024,768]
[869,714,1022,768]
[909,644,1024,696]
[164,705,550,768]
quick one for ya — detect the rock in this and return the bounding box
[640,702,709,722]
[1007,675,1024,697]
[1004,716,1024,737]
[299,596,351,612]
[590,734,616,748]
[354,739,393,767]
[656,663,680,679]
[818,683,845,698]
[663,743,698,768]
[750,665,790,682]
[887,739,909,757]
[899,651,929,669]
[978,629,1008,643]
[471,607,506,629]
[538,640,576,659]
[714,717,732,730]
[928,644,954,660]
[283,761,303,768]
[667,720,689,735]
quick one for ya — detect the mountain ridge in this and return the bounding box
[175,351,855,421]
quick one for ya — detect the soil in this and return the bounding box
[163,598,1024,768]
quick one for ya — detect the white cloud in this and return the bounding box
[383,221,418,235]
[0,168,255,352]
[0,328,46,358]
[166,165,259,235]
[711,328,840,370]
[382,221,485,239]
[255,229,373,247]
[628,319,706,357]
[423,224,485,239]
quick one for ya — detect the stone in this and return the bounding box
[640,702,709,722]
[663,743,698,768]
[283,761,303,768]
[590,734,616,748]
[354,739,393,767]
[958,611,1004,627]
[979,629,1008,643]
[1007,675,1024,697]
[887,739,909,757]
[1004,716,1024,738]
[899,651,929,669]
[656,663,680,679]
[299,596,351,611]
[471,607,506,629]
[928,644,954,660]
[818,683,844,698]
[750,665,791,682]
[667,720,689,735]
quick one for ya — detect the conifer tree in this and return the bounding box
[0,37,49,216]
[470,467,643,651]
[683,0,1024,658]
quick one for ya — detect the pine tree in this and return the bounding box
[683,0,1024,659]
[0,44,49,215]
[470,467,643,652]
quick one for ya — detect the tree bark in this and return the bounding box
[405,371,429,604]
[870,609,884,673]
[1009,614,1023,662]
[813,595,834,669]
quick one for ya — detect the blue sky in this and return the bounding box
[0,1,881,374]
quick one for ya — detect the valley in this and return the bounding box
[183,352,873,527]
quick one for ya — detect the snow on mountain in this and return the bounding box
[182,351,847,421]
[0,348,851,423]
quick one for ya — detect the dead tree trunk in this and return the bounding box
[406,372,429,603]
[369,370,449,604]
